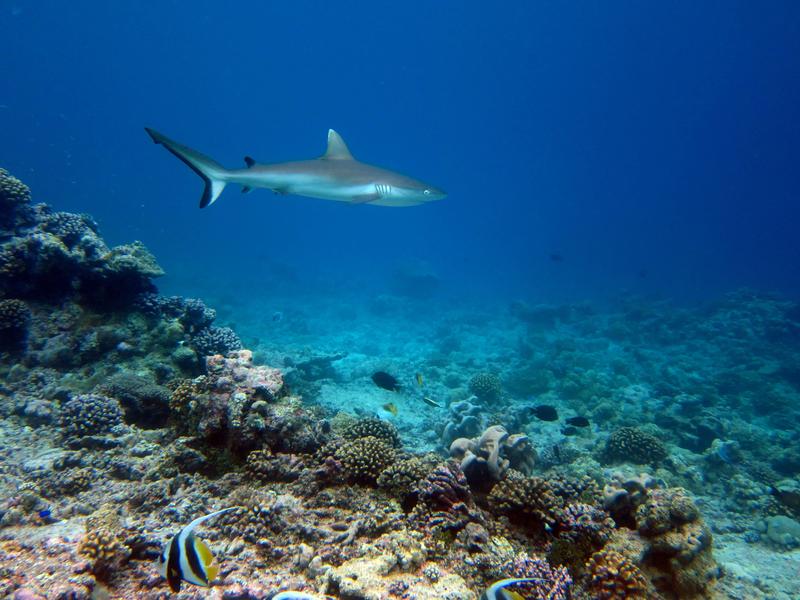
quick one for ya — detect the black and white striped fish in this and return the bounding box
[158,507,238,592]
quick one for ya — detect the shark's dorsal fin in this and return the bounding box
[244,156,256,167]
[322,129,353,160]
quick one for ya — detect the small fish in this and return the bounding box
[561,426,579,436]
[158,507,238,592]
[382,402,398,416]
[422,396,443,408]
[415,372,424,386]
[530,405,559,422]
[272,311,284,322]
[372,371,401,391]
[481,577,548,600]
[565,416,590,428]
[38,509,51,519]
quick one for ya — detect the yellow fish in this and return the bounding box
[415,372,424,386]
[382,402,399,416]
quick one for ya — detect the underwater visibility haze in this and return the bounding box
[1,2,800,598]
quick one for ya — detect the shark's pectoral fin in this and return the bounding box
[241,186,252,194]
[244,156,255,168]
[351,193,380,204]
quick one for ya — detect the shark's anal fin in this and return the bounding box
[244,156,255,167]
[241,186,252,194]
[351,193,379,204]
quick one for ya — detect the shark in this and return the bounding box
[145,128,446,208]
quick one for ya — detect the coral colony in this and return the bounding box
[1,166,800,598]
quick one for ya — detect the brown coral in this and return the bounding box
[488,476,564,531]
[603,427,668,464]
[246,448,307,482]
[78,528,127,579]
[335,436,396,484]
[377,455,434,499]
[343,417,401,447]
[584,549,649,599]
[468,372,502,402]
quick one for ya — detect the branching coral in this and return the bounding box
[411,460,479,532]
[0,298,31,349]
[584,549,649,599]
[468,372,502,403]
[488,476,564,533]
[602,427,668,464]
[59,394,123,438]
[334,436,396,484]
[377,455,435,500]
[344,417,401,448]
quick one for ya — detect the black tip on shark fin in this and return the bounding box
[244,156,255,167]
[241,186,252,194]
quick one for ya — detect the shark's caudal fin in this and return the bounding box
[145,128,229,208]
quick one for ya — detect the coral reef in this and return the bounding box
[11,167,795,598]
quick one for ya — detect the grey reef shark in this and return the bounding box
[145,127,446,208]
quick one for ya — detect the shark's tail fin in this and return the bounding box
[145,128,229,208]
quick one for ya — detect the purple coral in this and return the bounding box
[504,553,573,600]
[413,460,477,531]
[556,503,614,545]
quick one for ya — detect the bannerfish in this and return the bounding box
[415,372,424,386]
[158,507,238,592]
[565,416,590,428]
[530,405,559,422]
[422,396,443,408]
[372,371,401,391]
[382,402,399,416]
[480,577,548,600]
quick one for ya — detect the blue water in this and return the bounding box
[2,1,800,305]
